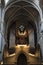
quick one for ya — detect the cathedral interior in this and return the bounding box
[0,0,43,65]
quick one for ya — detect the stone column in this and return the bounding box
[0,0,2,61]
[39,20,43,62]
[0,0,2,52]
[0,0,5,61]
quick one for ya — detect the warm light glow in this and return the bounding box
[42,63,43,64]
[17,45,27,47]
[9,53,15,57]
[28,30,32,34]
[18,30,27,36]
[15,45,30,49]
[29,53,35,57]
[1,61,3,64]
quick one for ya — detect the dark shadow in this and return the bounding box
[17,53,27,65]
[8,47,15,54]
[37,44,42,61]
[29,46,35,54]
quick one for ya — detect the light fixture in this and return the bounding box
[9,53,15,57]
[18,30,27,36]
[1,61,3,65]
[29,53,35,57]
[17,45,27,47]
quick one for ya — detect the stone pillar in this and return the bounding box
[39,20,43,61]
[0,0,1,52]
[39,0,43,18]
[0,0,2,61]
[0,0,5,61]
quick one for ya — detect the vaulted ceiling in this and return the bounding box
[1,0,43,11]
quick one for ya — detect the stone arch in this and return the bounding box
[5,11,37,49]
[3,0,41,47]
[4,0,41,31]
[16,51,29,62]
[17,53,27,65]
[4,8,37,39]
[3,9,38,60]
[3,0,42,61]
[5,0,41,18]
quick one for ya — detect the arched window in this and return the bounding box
[17,53,27,65]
